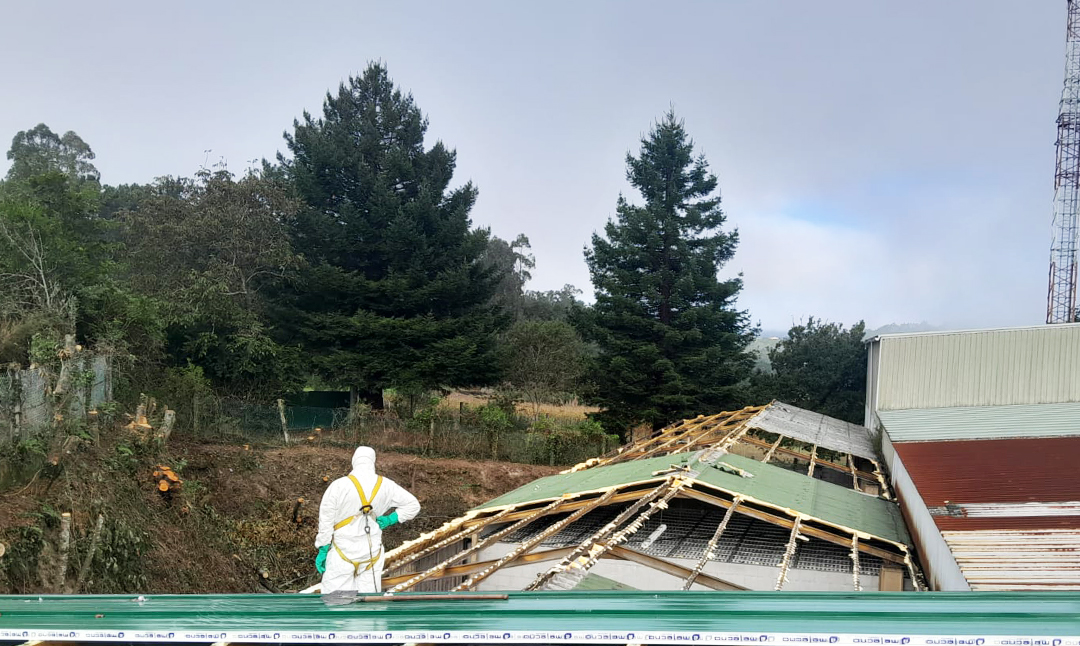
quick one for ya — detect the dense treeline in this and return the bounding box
[0,62,869,436]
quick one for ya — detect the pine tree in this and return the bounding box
[277,63,506,405]
[576,112,755,433]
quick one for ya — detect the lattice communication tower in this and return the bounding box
[1049,0,1080,323]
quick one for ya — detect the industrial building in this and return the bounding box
[865,323,1080,591]
[382,402,919,593]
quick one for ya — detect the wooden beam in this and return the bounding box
[386,506,515,573]
[595,405,766,468]
[464,487,661,527]
[526,480,675,591]
[762,434,784,463]
[774,516,802,590]
[607,546,746,591]
[879,562,905,591]
[683,497,741,590]
[382,547,576,587]
[634,410,757,463]
[847,453,860,492]
[454,489,619,591]
[739,435,876,480]
[871,459,894,501]
[850,536,863,592]
[389,497,568,592]
[677,487,908,564]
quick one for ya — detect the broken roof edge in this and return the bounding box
[566,401,880,473]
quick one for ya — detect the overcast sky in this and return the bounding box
[0,1,1064,333]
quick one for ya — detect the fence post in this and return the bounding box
[277,399,290,444]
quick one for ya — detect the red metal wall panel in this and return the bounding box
[893,437,1080,532]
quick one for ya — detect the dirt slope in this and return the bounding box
[0,440,558,594]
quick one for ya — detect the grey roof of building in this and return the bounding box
[878,402,1080,442]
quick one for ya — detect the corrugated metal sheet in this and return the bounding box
[878,402,1080,442]
[891,437,1080,590]
[871,324,1080,411]
[891,437,1080,515]
[477,451,911,545]
[881,435,969,591]
[928,501,1080,517]
[3,590,1080,639]
[753,402,878,460]
[940,529,1080,591]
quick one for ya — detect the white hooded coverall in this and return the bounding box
[315,446,421,593]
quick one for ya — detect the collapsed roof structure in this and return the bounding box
[383,402,920,593]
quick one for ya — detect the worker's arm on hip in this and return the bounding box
[386,479,421,523]
[315,479,344,548]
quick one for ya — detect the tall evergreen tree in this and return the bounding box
[576,112,755,433]
[278,63,506,405]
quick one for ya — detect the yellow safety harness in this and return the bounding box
[331,474,384,577]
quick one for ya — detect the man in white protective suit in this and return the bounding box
[315,446,421,593]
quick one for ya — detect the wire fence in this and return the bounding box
[172,397,613,467]
[0,355,109,446]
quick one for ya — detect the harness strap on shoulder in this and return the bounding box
[333,475,385,530]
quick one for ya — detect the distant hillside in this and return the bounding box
[863,322,941,339]
[750,322,941,373]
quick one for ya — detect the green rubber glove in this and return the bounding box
[315,544,330,574]
[376,510,399,530]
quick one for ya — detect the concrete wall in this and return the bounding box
[473,544,880,592]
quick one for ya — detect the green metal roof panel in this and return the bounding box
[879,402,1080,442]
[0,591,1077,642]
[474,453,691,510]
[474,451,909,546]
[694,453,911,545]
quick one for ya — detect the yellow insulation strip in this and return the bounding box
[775,516,803,591]
[385,506,516,573]
[850,535,862,592]
[554,479,689,578]
[682,495,742,590]
[452,488,620,591]
[525,479,676,591]
[389,497,567,593]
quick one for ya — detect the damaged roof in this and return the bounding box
[750,401,878,460]
[568,402,886,475]
[383,402,916,594]
[477,451,909,546]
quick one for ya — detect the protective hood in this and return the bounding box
[350,446,377,475]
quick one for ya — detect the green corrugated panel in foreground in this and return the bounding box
[0,591,1077,643]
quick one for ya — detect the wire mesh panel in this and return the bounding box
[90,356,109,407]
[496,499,878,576]
[396,541,470,592]
[0,371,17,446]
[19,368,49,438]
